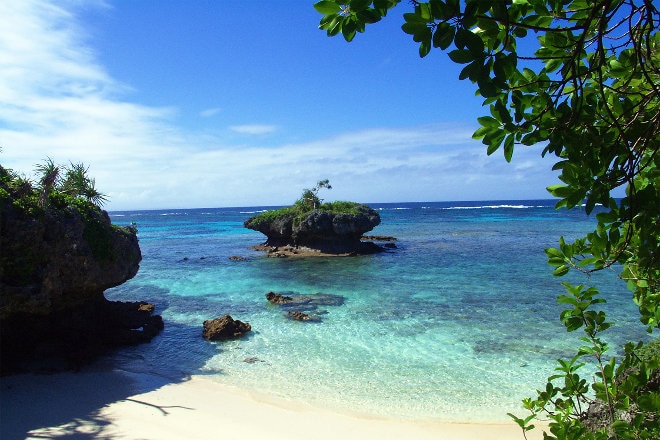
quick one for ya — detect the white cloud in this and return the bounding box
[200,107,222,117]
[0,0,559,211]
[228,124,279,135]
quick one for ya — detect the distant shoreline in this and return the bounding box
[107,199,560,215]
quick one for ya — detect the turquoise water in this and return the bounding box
[105,201,647,422]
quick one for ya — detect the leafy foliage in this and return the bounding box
[2,158,108,211]
[249,180,362,227]
[0,158,113,267]
[314,1,660,438]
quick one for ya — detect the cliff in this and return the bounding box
[0,168,162,374]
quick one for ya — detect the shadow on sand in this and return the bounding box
[0,320,215,440]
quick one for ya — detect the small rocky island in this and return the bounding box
[0,162,163,374]
[244,180,385,256]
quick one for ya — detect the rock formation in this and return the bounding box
[0,181,162,374]
[265,291,345,323]
[286,310,321,322]
[265,291,294,305]
[202,315,252,341]
[244,204,384,256]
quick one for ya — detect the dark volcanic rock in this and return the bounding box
[202,315,252,341]
[266,291,294,305]
[244,204,383,255]
[1,202,142,317]
[266,292,345,311]
[286,310,321,322]
[1,299,163,373]
[361,235,397,242]
[265,291,344,323]
[0,179,163,375]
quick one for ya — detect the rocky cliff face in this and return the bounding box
[244,204,383,255]
[0,194,162,374]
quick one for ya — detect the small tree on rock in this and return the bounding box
[296,179,332,211]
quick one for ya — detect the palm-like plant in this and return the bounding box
[61,162,108,207]
[34,157,60,207]
[81,177,108,207]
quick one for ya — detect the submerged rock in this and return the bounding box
[266,291,294,305]
[265,291,345,323]
[202,315,252,341]
[286,310,321,322]
[265,292,345,311]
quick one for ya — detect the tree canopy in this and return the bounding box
[314,1,659,438]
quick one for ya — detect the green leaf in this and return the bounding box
[455,28,484,56]
[314,1,342,15]
[547,184,571,198]
[419,40,431,57]
[459,60,481,81]
[403,12,428,24]
[503,134,514,162]
[637,392,660,411]
[477,116,500,128]
[472,126,495,139]
[356,9,382,24]
[433,22,455,50]
[544,57,563,72]
[429,0,449,19]
[484,129,506,153]
[553,265,570,276]
[545,247,564,258]
[416,2,433,20]
[448,49,474,64]
[349,0,372,12]
[342,16,358,41]
[402,22,430,41]
[320,15,342,35]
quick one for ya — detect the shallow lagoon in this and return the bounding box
[106,200,646,422]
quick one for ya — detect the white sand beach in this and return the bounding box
[1,368,545,440]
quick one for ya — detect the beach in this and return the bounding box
[1,202,635,439]
[1,367,543,440]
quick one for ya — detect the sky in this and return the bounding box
[0,0,561,211]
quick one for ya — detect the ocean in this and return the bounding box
[105,200,647,423]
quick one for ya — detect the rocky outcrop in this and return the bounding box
[286,310,321,322]
[202,315,252,341]
[244,204,383,255]
[0,190,162,374]
[265,291,345,323]
[266,291,293,305]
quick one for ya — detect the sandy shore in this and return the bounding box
[1,368,544,440]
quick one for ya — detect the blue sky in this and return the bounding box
[0,1,559,210]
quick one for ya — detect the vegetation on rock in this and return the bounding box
[247,180,364,228]
[244,180,382,254]
[1,161,128,267]
[313,1,659,438]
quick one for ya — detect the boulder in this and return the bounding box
[203,315,251,341]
